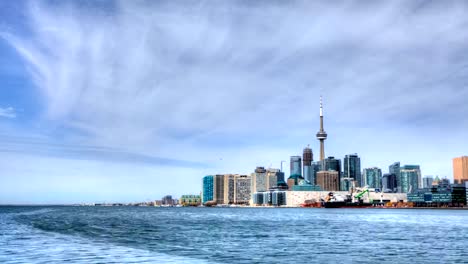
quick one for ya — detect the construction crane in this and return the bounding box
[354,189,370,203]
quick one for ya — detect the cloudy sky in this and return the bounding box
[1,0,467,204]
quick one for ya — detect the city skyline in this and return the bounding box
[1,1,468,204]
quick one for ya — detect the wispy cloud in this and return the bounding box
[0,107,16,118]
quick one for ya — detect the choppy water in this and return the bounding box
[1,207,468,263]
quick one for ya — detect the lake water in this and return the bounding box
[1,206,468,263]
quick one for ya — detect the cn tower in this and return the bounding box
[316,96,327,161]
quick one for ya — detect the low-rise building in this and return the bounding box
[180,195,201,206]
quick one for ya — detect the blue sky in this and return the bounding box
[1,0,468,204]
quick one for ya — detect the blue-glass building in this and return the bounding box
[344,154,361,186]
[389,162,401,192]
[321,156,341,173]
[290,156,302,177]
[303,146,313,184]
[400,169,419,193]
[382,173,397,193]
[363,167,382,189]
[202,175,214,204]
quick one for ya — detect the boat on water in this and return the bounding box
[322,190,374,208]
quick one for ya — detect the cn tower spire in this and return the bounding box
[316,95,327,161]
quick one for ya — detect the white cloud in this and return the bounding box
[2,0,466,151]
[0,107,16,119]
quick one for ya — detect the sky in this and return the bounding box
[1,0,468,204]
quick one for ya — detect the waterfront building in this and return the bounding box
[422,176,434,189]
[389,162,401,192]
[162,195,175,206]
[180,195,201,206]
[290,156,302,177]
[402,165,422,189]
[266,168,280,189]
[340,177,355,192]
[252,192,264,205]
[344,154,362,187]
[303,146,314,184]
[382,173,397,193]
[214,174,225,204]
[453,156,468,184]
[408,183,467,207]
[276,171,288,189]
[223,174,236,204]
[272,191,287,206]
[251,167,268,193]
[316,171,339,191]
[253,191,287,206]
[363,167,382,189]
[400,169,419,193]
[438,177,451,190]
[316,96,328,161]
[288,157,304,190]
[234,175,251,204]
[202,175,214,204]
[466,182,468,204]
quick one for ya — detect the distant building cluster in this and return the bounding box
[198,98,468,208]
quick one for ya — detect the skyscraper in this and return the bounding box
[311,161,321,185]
[321,156,341,173]
[202,175,214,204]
[290,156,302,177]
[251,167,268,193]
[214,174,225,204]
[389,162,401,192]
[344,154,362,187]
[402,165,421,189]
[382,173,397,193]
[234,175,251,205]
[400,169,419,193]
[316,96,327,161]
[363,167,382,189]
[303,146,313,183]
[453,156,468,184]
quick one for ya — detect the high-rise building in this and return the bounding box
[251,167,268,193]
[311,161,321,185]
[162,195,175,205]
[402,165,421,189]
[400,169,419,193]
[202,175,214,204]
[344,154,361,187]
[234,175,251,204]
[316,96,327,161]
[389,162,401,192]
[316,171,339,191]
[214,174,225,204]
[266,168,280,189]
[382,173,397,193]
[422,176,434,189]
[223,174,236,204]
[303,146,314,183]
[321,156,341,173]
[363,167,382,189]
[290,156,302,177]
[453,156,468,184]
